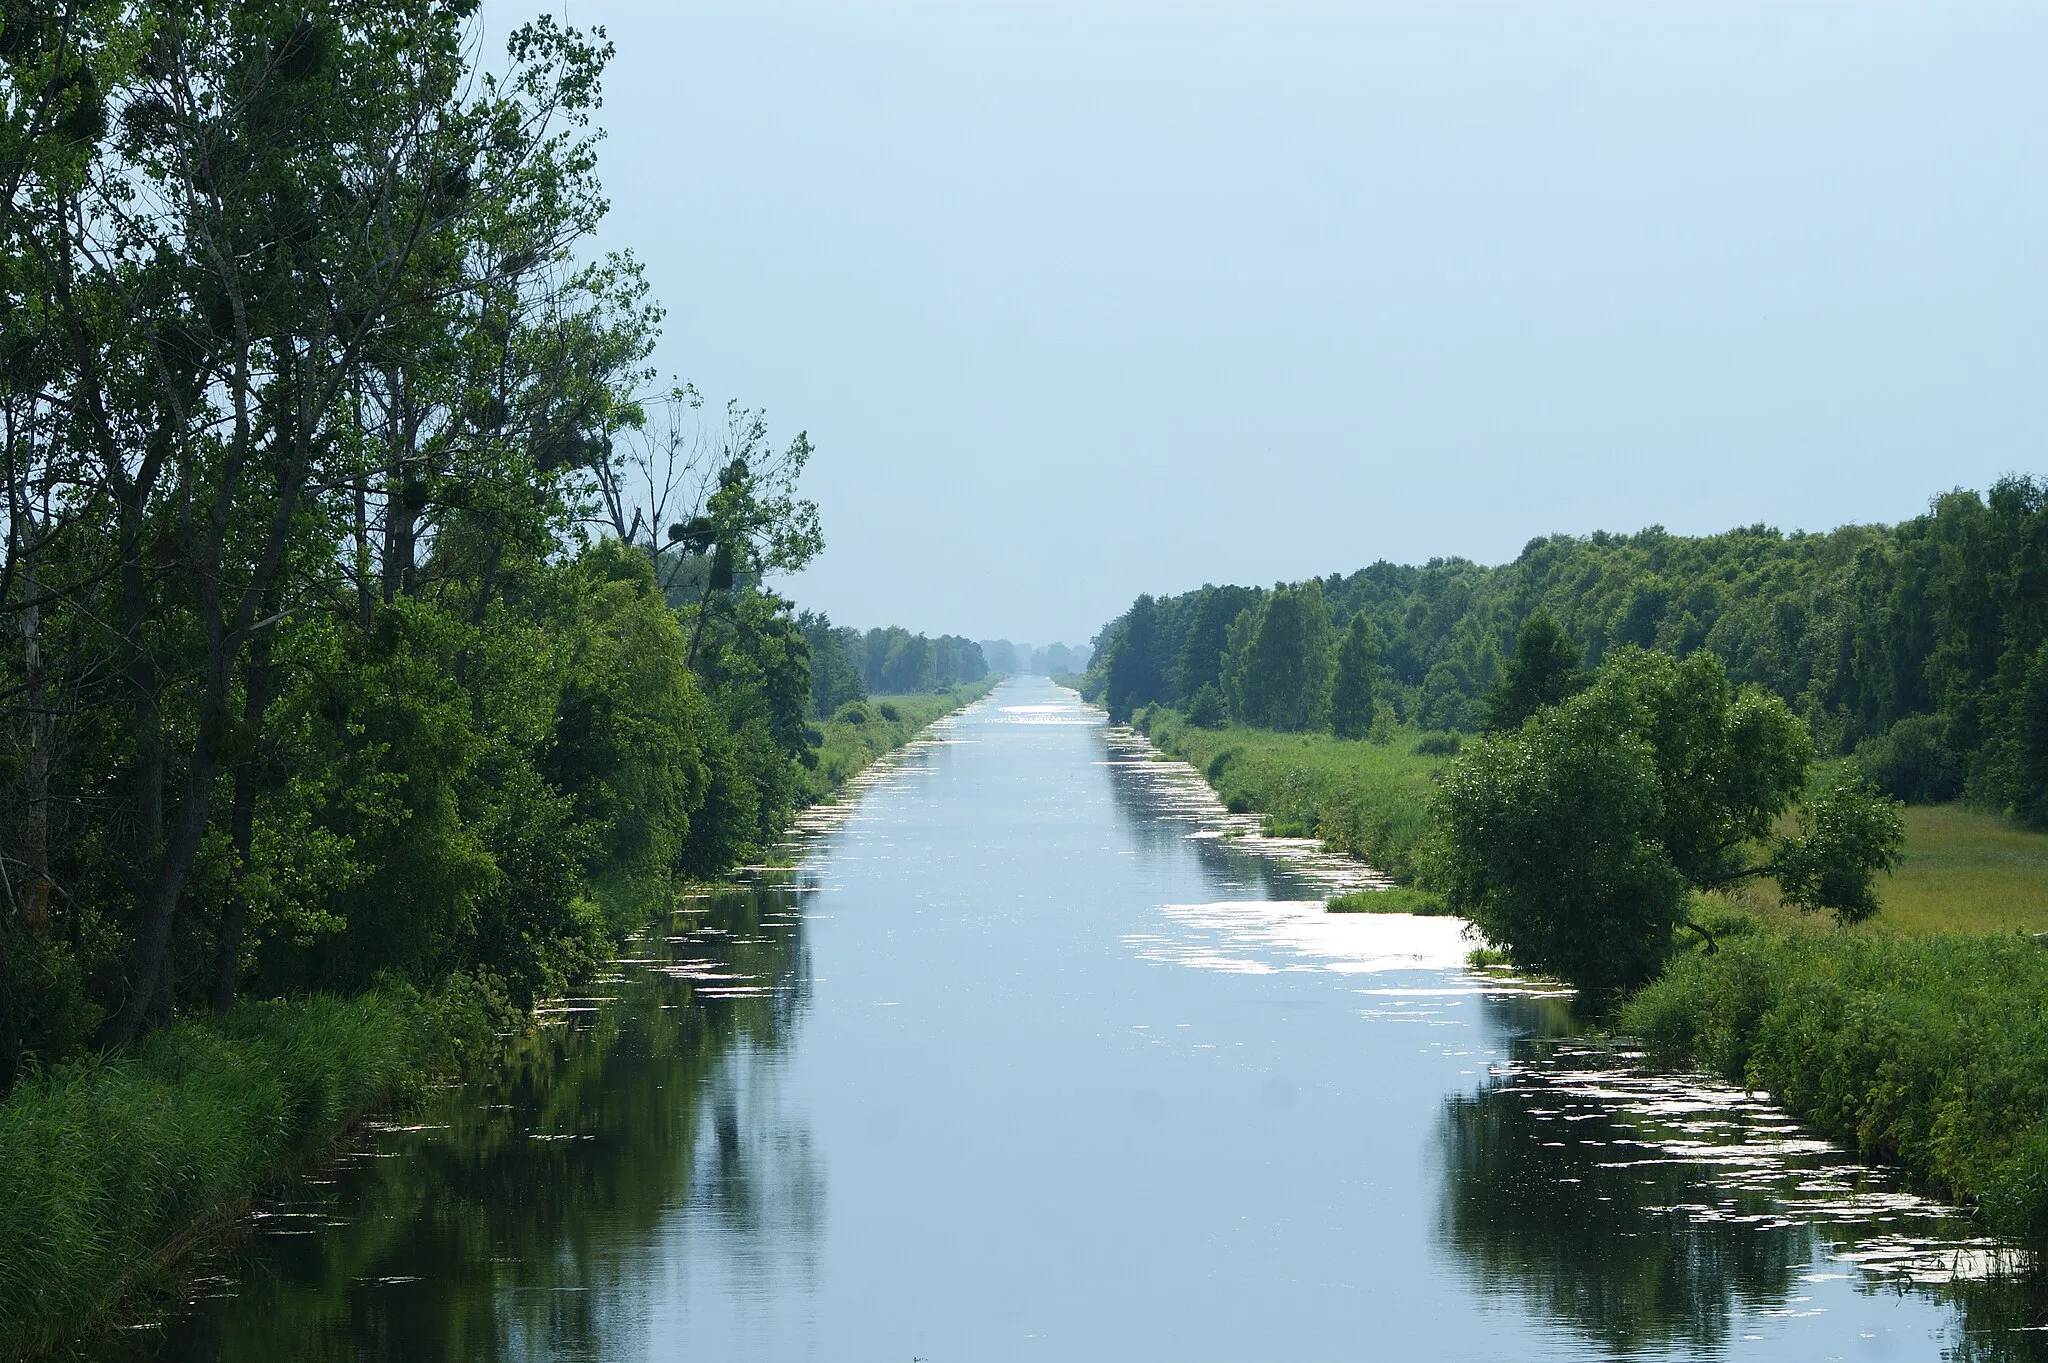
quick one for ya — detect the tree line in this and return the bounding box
[979,639,1090,677]
[1086,478,2048,820]
[0,3,851,1090]
[796,617,989,717]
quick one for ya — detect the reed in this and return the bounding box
[0,987,496,1358]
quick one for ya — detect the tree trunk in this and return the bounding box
[17,581,51,936]
[101,732,220,1045]
[212,615,276,1013]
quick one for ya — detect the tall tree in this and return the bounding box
[1223,580,1333,731]
[1174,584,1260,700]
[1104,593,1167,723]
[1329,613,1381,739]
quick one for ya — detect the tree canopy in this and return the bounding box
[1081,478,2048,820]
[0,2,854,1089]
[1224,580,1334,732]
[1431,649,1903,999]
[1330,614,1382,739]
[1485,609,1587,730]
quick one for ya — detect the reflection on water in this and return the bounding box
[128,680,2048,1361]
[1438,1002,2048,1362]
[134,880,818,1362]
[1099,725,1391,903]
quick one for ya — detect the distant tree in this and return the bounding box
[932,635,988,686]
[879,633,934,693]
[798,611,865,715]
[1330,615,1382,739]
[1433,648,1904,1000]
[1175,585,1263,701]
[1223,581,1334,731]
[982,640,1019,674]
[1485,610,1589,731]
[1105,596,1169,723]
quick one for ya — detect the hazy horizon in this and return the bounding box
[492,0,2047,644]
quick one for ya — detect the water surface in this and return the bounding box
[143,677,2047,1361]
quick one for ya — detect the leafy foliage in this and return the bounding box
[1430,681,1689,1000]
[1222,579,1334,732]
[0,5,856,1086]
[1484,609,1587,730]
[1081,478,2048,821]
[1329,614,1381,739]
[1623,934,2048,1243]
[1431,649,1903,997]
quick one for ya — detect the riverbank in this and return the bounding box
[0,985,505,1360]
[1114,692,2048,1243]
[1131,705,1450,886]
[0,683,997,1361]
[1623,932,2048,1242]
[803,681,1000,802]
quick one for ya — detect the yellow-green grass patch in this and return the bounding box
[1730,804,2048,937]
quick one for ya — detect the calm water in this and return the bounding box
[138,677,2046,1362]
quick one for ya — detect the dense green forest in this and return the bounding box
[0,2,992,1095]
[1084,480,2048,821]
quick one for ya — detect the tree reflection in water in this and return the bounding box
[1437,996,2048,1362]
[134,877,820,1363]
[1437,1060,1813,1356]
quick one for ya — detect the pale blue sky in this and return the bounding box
[490,0,2047,644]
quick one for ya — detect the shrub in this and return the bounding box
[1185,683,1226,728]
[1855,714,1965,804]
[1413,732,1462,756]
[876,702,900,722]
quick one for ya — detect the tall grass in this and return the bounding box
[1621,933,2048,1242]
[802,680,998,802]
[0,987,495,1357]
[1137,708,1450,881]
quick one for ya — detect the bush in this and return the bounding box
[877,702,900,722]
[1413,731,1462,756]
[1621,934,2048,1242]
[1855,714,1965,804]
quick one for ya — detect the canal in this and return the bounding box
[142,677,2045,1361]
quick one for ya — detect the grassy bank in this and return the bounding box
[1133,706,1450,884]
[803,680,1000,801]
[0,986,502,1358]
[1622,933,2048,1241]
